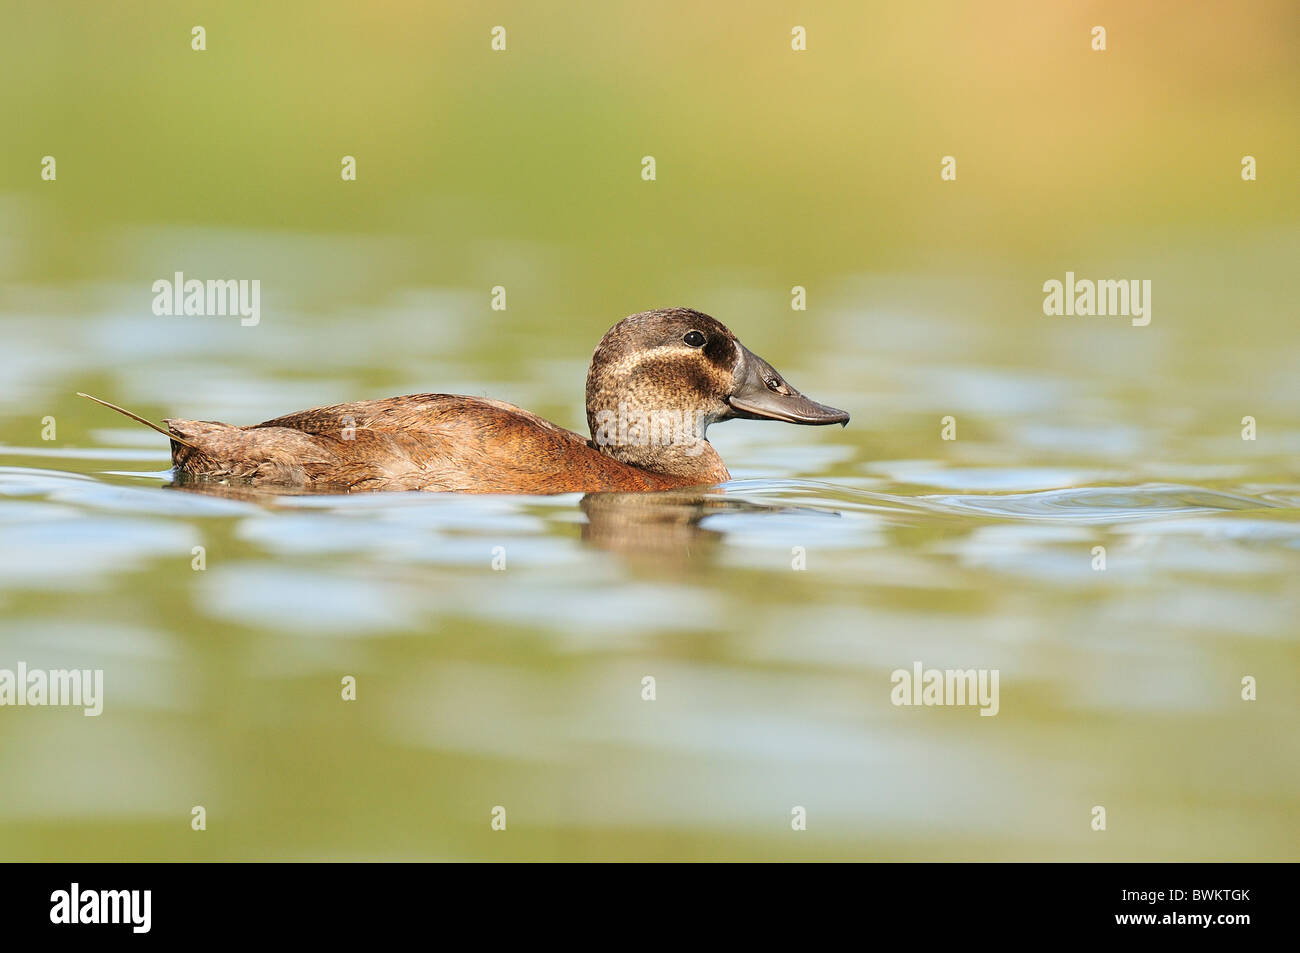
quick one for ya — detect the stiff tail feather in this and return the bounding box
[75,392,201,452]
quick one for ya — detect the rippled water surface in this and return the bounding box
[2,256,1298,861]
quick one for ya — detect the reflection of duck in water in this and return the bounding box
[579,488,837,558]
[579,490,726,556]
[79,308,847,494]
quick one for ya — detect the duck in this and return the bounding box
[79,307,849,494]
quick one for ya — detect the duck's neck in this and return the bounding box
[608,439,731,485]
[587,405,731,485]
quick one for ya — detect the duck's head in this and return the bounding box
[585,308,848,479]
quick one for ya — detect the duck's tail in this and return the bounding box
[76,392,202,451]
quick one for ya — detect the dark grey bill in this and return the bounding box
[725,345,850,426]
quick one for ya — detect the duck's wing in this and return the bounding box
[159,398,455,488]
[247,394,610,493]
[251,394,570,438]
[172,394,672,494]
[164,416,357,487]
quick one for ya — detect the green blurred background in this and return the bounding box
[4,1,1297,301]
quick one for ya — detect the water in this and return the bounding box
[2,261,1297,861]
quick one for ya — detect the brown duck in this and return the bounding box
[79,308,849,494]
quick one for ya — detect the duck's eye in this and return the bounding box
[765,376,783,392]
[683,330,706,348]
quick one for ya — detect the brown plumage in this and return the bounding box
[80,308,849,495]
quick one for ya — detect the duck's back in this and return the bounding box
[165,394,691,494]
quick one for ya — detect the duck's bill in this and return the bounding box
[727,392,850,425]
[726,345,850,426]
